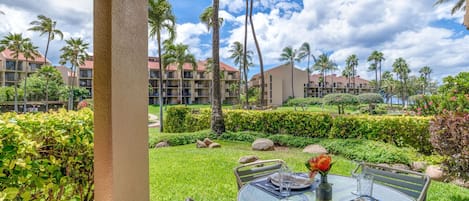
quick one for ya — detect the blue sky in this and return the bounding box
[0,0,468,82]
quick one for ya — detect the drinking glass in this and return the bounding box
[358,174,374,197]
[350,161,360,195]
[279,165,293,197]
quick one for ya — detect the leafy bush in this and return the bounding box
[149,130,215,147]
[323,93,359,114]
[358,93,384,114]
[0,109,94,200]
[285,97,323,106]
[430,112,469,180]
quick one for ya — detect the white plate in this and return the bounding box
[269,173,314,189]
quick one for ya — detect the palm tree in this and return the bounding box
[313,53,336,97]
[248,0,265,106]
[243,0,249,107]
[279,47,300,98]
[367,50,385,92]
[434,0,466,14]
[419,66,432,95]
[28,15,63,63]
[211,0,225,134]
[345,54,358,94]
[228,41,252,105]
[298,42,312,95]
[149,0,176,133]
[163,43,197,105]
[39,65,56,111]
[22,41,40,112]
[381,71,395,105]
[0,33,30,112]
[342,65,353,93]
[200,6,224,31]
[59,38,89,110]
[392,58,410,106]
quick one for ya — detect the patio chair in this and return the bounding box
[234,159,286,190]
[353,163,431,201]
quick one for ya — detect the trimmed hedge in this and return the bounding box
[0,109,94,200]
[164,107,432,153]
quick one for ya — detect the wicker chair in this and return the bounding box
[233,159,286,190]
[353,163,431,201]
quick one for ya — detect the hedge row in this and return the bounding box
[0,109,94,200]
[164,107,432,153]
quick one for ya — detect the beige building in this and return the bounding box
[250,63,373,105]
[78,56,240,104]
[0,49,49,86]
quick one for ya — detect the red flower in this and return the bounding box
[305,154,333,176]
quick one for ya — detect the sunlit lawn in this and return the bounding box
[149,141,469,201]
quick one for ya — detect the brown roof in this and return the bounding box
[309,74,370,84]
[1,49,49,63]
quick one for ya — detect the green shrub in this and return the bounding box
[0,109,94,200]
[149,130,215,147]
[430,112,469,180]
[323,93,359,114]
[285,97,323,106]
[358,93,384,114]
[164,106,191,133]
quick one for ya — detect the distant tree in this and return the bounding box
[342,65,352,93]
[28,15,63,63]
[358,93,384,114]
[21,41,40,112]
[392,57,410,106]
[298,42,312,91]
[323,93,359,114]
[434,0,466,14]
[381,71,396,105]
[149,0,176,132]
[248,0,266,106]
[210,0,225,134]
[419,66,432,95]
[345,54,359,94]
[368,50,385,92]
[200,6,224,31]
[59,38,89,110]
[313,53,337,97]
[279,46,300,98]
[21,65,64,102]
[228,41,252,105]
[0,33,31,112]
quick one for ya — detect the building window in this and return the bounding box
[359,84,363,88]
[80,69,93,78]
[150,70,159,78]
[167,71,174,78]
[183,71,193,79]
[333,83,336,87]
[6,60,23,71]
[29,63,41,71]
[5,72,15,81]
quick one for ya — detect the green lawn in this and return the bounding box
[149,141,469,201]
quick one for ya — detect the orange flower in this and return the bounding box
[305,154,333,176]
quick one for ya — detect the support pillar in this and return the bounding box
[93,0,149,200]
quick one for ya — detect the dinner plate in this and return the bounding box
[269,173,314,189]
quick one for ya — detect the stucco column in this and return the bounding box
[465,0,469,29]
[94,0,149,200]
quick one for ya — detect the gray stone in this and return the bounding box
[376,163,392,168]
[411,161,427,172]
[452,178,469,188]
[203,138,213,146]
[425,165,444,181]
[391,163,410,170]
[209,142,221,148]
[238,155,259,164]
[185,198,194,201]
[155,141,169,148]
[302,144,328,154]
[196,140,207,148]
[252,138,275,151]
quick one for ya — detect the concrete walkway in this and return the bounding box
[148,114,160,128]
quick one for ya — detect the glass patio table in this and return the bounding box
[237,174,414,201]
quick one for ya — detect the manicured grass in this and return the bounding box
[149,141,469,201]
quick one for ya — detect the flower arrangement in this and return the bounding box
[305,154,333,178]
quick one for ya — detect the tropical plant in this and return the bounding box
[210,0,225,134]
[279,46,300,98]
[163,43,197,105]
[367,50,385,92]
[419,66,432,95]
[434,0,466,14]
[392,57,410,106]
[28,15,63,63]
[199,6,224,31]
[345,54,359,94]
[323,93,359,114]
[0,33,31,112]
[21,41,40,112]
[381,71,397,105]
[298,42,312,91]
[248,0,266,106]
[358,93,384,114]
[313,53,337,97]
[59,37,89,110]
[228,41,252,105]
[149,0,176,132]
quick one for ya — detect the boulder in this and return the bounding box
[238,155,259,164]
[196,140,207,148]
[251,138,275,151]
[155,141,169,148]
[203,138,213,146]
[209,142,221,148]
[411,161,427,172]
[452,178,469,188]
[391,164,410,171]
[302,144,328,154]
[376,163,391,169]
[425,165,444,181]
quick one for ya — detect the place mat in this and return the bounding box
[251,176,319,199]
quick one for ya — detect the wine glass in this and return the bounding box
[350,160,361,195]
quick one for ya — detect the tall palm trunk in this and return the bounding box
[378,61,382,91]
[23,59,29,112]
[14,57,19,112]
[249,0,265,106]
[157,32,164,132]
[45,77,49,111]
[375,63,378,93]
[68,63,75,110]
[180,69,185,105]
[243,67,248,106]
[306,57,310,96]
[243,0,249,107]
[238,64,242,105]
[352,67,356,95]
[290,60,295,98]
[211,0,225,135]
[322,70,325,97]
[44,32,51,63]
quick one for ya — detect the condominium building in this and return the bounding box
[250,63,373,105]
[0,49,49,86]
[78,57,240,104]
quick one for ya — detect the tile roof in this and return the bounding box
[1,49,49,63]
[309,74,370,84]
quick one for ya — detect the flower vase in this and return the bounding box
[316,175,332,201]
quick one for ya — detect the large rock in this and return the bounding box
[203,138,213,146]
[411,161,427,172]
[196,140,207,148]
[209,142,221,148]
[155,141,169,148]
[252,138,275,151]
[391,163,410,171]
[425,165,444,181]
[238,155,259,164]
[302,144,328,154]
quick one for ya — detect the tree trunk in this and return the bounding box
[378,61,382,91]
[306,56,310,97]
[44,32,51,64]
[180,69,184,105]
[238,64,242,105]
[211,0,225,135]
[375,62,378,93]
[14,58,19,112]
[45,77,49,111]
[249,0,265,106]
[244,66,249,107]
[353,66,356,95]
[290,60,295,98]
[69,64,75,110]
[23,59,29,113]
[157,32,164,132]
[243,0,249,107]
